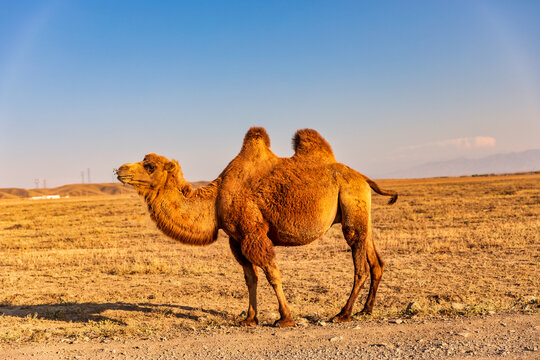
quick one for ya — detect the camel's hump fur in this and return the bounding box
[292,128,335,160]
[243,127,271,148]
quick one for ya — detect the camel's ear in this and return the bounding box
[164,160,179,173]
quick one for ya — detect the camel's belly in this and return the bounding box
[269,226,328,246]
[266,196,339,246]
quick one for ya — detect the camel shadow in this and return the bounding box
[0,302,229,325]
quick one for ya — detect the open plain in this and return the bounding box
[0,174,538,359]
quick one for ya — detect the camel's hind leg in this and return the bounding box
[360,239,385,315]
[229,239,259,326]
[332,185,379,322]
[332,226,370,322]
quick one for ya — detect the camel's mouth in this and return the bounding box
[115,167,135,184]
[117,175,133,184]
[117,174,150,187]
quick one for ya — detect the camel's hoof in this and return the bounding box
[274,318,295,327]
[239,318,259,326]
[331,314,351,323]
[358,308,373,316]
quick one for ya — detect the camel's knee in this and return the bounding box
[244,272,257,282]
[370,264,383,281]
[261,264,283,286]
[356,259,369,275]
[368,249,385,278]
[266,277,281,288]
[264,270,281,287]
[377,254,385,273]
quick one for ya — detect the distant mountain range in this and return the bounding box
[383,149,540,179]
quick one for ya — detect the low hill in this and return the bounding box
[0,181,210,199]
[0,183,135,199]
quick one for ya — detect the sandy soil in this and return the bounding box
[1,311,538,359]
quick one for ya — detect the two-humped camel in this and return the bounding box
[116,128,397,327]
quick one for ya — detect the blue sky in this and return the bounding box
[1,1,539,187]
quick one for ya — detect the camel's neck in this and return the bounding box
[142,175,219,246]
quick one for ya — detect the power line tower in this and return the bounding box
[43,179,47,189]
[87,168,91,184]
[81,171,85,184]
[34,178,40,189]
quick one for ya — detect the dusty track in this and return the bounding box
[2,312,538,359]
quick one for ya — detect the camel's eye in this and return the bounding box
[144,163,155,173]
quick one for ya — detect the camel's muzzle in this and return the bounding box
[115,165,134,184]
[117,175,133,184]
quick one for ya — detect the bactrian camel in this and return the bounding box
[116,128,397,327]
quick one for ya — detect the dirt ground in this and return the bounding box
[1,311,538,359]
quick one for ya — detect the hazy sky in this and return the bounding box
[1,1,539,188]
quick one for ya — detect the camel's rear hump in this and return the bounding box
[292,129,336,162]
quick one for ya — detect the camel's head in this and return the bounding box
[116,153,181,191]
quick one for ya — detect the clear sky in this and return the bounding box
[1,0,539,188]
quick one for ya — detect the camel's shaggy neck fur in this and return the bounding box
[141,168,219,246]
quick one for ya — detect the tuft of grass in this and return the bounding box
[86,320,125,338]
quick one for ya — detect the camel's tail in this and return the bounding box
[364,177,398,205]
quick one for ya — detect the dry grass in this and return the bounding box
[0,174,538,343]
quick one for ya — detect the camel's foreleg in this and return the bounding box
[261,261,295,327]
[241,263,259,325]
[238,218,295,327]
[229,238,259,326]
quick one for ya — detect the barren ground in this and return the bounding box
[2,312,539,359]
[0,174,538,359]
